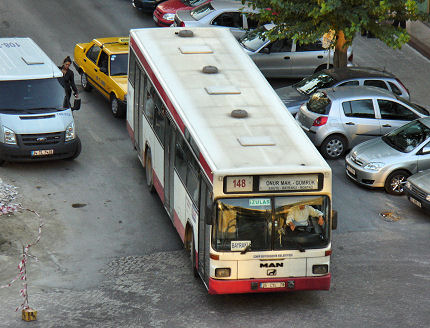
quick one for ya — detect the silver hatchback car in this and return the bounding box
[296,86,429,159]
[345,118,430,195]
[239,24,353,78]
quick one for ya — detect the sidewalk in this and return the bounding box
[408,20,430,59]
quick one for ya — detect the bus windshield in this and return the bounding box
[213,196,330,252]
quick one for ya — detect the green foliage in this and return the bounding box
[244,0,428,49]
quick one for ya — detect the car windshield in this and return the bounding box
[239,26,268,52]
[295,72,335,95]
[183,0,207,7]
[307,91,331,114]
[213,196,330,252]
[0,78,65,112]
[110,54,128,76]
[190,2,214,20]
[382,120,430,153]
[395,96,430,115]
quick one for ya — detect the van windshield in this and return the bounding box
[0,78,65,112]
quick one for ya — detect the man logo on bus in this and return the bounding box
[267,269,277,276]
[260,263,283,268]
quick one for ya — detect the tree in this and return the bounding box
[244,0,427,68]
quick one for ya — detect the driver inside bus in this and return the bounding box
[285,204,324,231]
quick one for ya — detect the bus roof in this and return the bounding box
[0,38,61,81]
[129,27,330,178]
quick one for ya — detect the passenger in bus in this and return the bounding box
[285,204,324,231]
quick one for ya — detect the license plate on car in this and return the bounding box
[153,15,158,23]
[409,197,422,208]
[31,149,54,156]
[346,165,355,175]
[260,282,285,289]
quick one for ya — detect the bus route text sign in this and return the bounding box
[259,174,319,191]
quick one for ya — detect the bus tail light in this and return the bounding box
[312,116,328,126]
[325,250,332,256]
[210,253,219,260]
[215,268,231,277]
[312,264,328,274]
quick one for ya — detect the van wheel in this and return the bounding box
[145,149,155,193]
[81,73,92,91]
[384,170,410,195]
[320,135,347,159]
[65,139,82,161]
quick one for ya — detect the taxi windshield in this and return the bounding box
[0,78,65,112]
[110,54,128,76]
[213,196,330,252]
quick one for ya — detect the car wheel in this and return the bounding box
[111,95,125,118]
[81,73,92,91]
[65,139,82,161]
[145,148,155,193]
[384,170,410,195]
[320,135,347,159]
[315,64,332,73]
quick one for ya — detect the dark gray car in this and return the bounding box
[277,67,410,115]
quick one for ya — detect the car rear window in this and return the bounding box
[190,3,214,20]
[307,92,331,114]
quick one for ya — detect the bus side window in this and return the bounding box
[128,50,136,87]
[154,103,165,146]
[186,162,200,205]
[143,83,155,125]
[175,133,187,183]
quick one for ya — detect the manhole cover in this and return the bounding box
[380,211,402,222]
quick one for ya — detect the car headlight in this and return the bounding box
[363,162,385,171]
[65,122,75,141]
[405,181,411,189]
[162,13,175,21]
[3,126,17,145]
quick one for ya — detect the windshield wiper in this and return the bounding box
[240,244,252,254]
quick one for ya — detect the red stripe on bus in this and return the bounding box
[130,37,185,132]
[126,120,135,144]
[173,210,185,242]
[153,170,164,203]
[199,153,213,182]
[208,274,331,294]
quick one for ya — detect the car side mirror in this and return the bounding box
[261,47,270,54]
[332,210,338,230]
[72,98,81,111]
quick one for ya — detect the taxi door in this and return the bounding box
[84,44,102,90]
[95,51,110,98]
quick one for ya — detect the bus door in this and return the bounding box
[164,114,175,216]
[198,178,212,283]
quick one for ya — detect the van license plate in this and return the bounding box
[409,197,422,208]
[346,165,355,175]
[260,282,285,289]
[31,149,54,156]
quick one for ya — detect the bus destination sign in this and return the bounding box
[225,176,253,193]
[259,174,319,191]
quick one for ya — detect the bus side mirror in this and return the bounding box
[332,210,338,230]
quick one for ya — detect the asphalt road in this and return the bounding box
[0,1,429,327]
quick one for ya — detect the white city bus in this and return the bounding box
[126,27,337,294]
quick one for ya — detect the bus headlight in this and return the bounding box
[312,264,328,275]
[65,122,75,141]
[3,126,17,145]
[215,268,231,278]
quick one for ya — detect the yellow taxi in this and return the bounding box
[73,37,129,118]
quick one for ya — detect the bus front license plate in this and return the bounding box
[260,282,285,289]
[31,149,54,156]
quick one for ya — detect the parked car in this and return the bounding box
[239,24,353,78]
[295,86,429,159]
[345,117,430,195]
[153,0,209,27]
[405,170,430,211]
[132,0,168,12]
[73,37,129,118]
[172,1,257,39]
[276,67,410,115]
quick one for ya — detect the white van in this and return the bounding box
[0,38,81,164]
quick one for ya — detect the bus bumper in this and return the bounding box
[208,274,331,294]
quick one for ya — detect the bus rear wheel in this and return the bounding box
[189,231,198,278]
